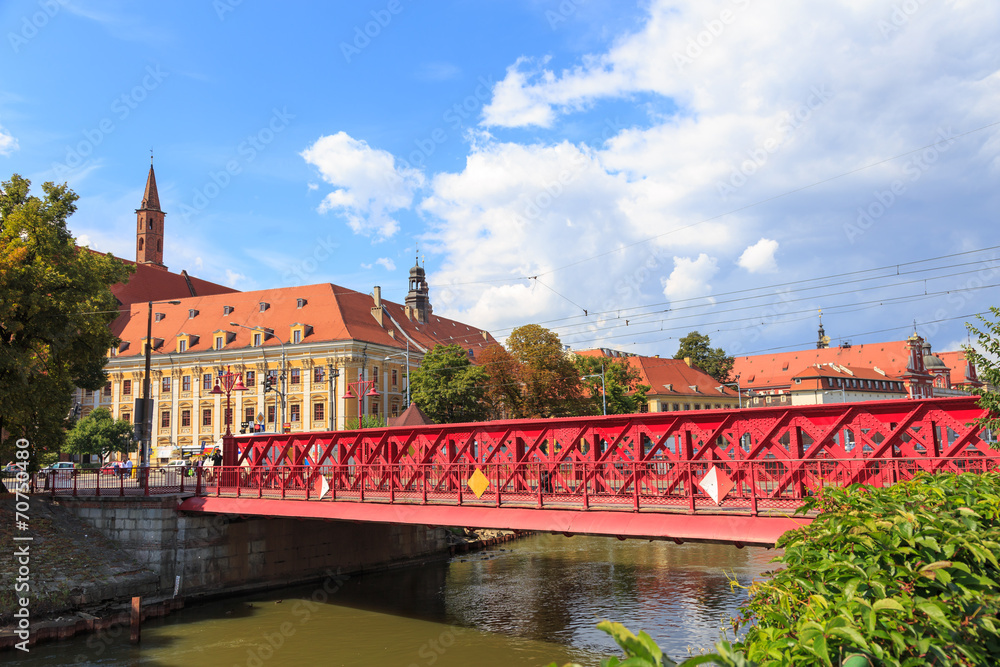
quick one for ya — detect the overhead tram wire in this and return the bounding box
[486,254,1000,341]
[482,244,1000,338]
[436,120,1000,291]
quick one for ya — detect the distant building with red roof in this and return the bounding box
[574,349,740,412]
[732,330,978,407]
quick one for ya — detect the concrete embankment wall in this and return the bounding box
[55,494,449,598]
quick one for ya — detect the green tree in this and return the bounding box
[0,175,132,468]
[506,324,588,418]
[64,407,135,463]
[965,307,1000,437]
[673,331,734,384]
[409,344,488,424]
[574,356,651,415]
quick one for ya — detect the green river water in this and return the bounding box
[7,534,777,666]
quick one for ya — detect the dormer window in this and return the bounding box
[223,305,234,315]
[188,309,199,319]
[293,329,302,344]
[297,298,307,308]
[259,302,270,313]
[253,333,262,347]
[290,323,312,344]
[178,339,187,353]
[215,336,225,350]
[154,312,165,322]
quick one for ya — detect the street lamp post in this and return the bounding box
[210,366,248,469]
[384,339,412,406]
[581,365,607,416]
[141,299,180,468]
[716,380,742,409]
[230,322,286,428]
[823,389,847,404]
[342,370,380,428]
[327,365,340,430]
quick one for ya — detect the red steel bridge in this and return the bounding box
[41,397,998,546]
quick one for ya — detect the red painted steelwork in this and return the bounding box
[223,397,996,513]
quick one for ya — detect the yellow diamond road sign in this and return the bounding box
[467,468,490,499]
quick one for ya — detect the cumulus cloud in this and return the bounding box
[301,131,424,239]
[737,238,779,273]
[0,125,18,156]
[375,257,396,271]
[662,254,718,301]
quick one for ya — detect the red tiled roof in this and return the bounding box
[733,341,922,391]
[790,364,897,382]
[113,282,496,359]
[104,257,238,335]
[574,350,737,399]
[388,402,434,427]
[937,350,981,387]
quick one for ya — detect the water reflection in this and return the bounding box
[5,534,778,666]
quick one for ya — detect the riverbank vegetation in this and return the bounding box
[554,471,1000,666]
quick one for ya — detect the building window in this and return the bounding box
[267,405,276,423]
[253,333,262,347]
[293,329,302,344]
[683,404,690,411]
[178,339,187,353]
[203,374,212,391]
[181,410,191,427]
[103,383,112,397]
[392,369,398,386]
[314,403,324,421]
[673,403,680,411]
[122,413,131,424]
[290,404,301,422]
[123,380,132,395]
[391,404,399,418]
[161,411,170,428]
[202,408,212,427]
[245,370,255,386]
[290,368,301,385]
[314,367,324,383]
[372,402,379,416]
[215,336,224,350]
[372,366,379,385]
[694,404,701,410]
[244,407,254,423]
[161,377,171,393]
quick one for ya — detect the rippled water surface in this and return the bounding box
[7,534,778,666]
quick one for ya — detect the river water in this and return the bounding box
[8,534,778,667]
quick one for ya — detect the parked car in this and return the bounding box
[41,461,77,474]
[100,462,124,475]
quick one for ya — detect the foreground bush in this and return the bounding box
[554,472,1000,666]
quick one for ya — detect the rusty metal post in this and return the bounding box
[130,596,141,643]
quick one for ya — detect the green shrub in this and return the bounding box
[556,472,1000,667]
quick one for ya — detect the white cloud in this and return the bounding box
[375,257,396,271]
[662,254,718,301]
[737,238,779,273]
[301,131,424,239]
[0,124,18,156]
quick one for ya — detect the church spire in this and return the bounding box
[140,163,161,211]
[135,159,167,269]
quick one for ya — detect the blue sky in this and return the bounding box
[2,0,999,358]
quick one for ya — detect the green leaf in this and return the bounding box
[872,598,904,612]
[828,626,870,650]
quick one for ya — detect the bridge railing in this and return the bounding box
[194,455,1000,514]
[30,466,204,497]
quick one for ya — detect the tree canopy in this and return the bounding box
[673,331,734,384]
[502,324,588,418]
[409,344,488,424]
[64,407,135,463]
[0,175,131,466]
[965,307,1000,437]
[574,355,651,415]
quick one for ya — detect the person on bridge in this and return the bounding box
[124,458,133,478]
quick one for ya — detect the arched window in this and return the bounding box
[138,238,144,251]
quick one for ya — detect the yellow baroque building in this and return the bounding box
[72,164,496,462]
